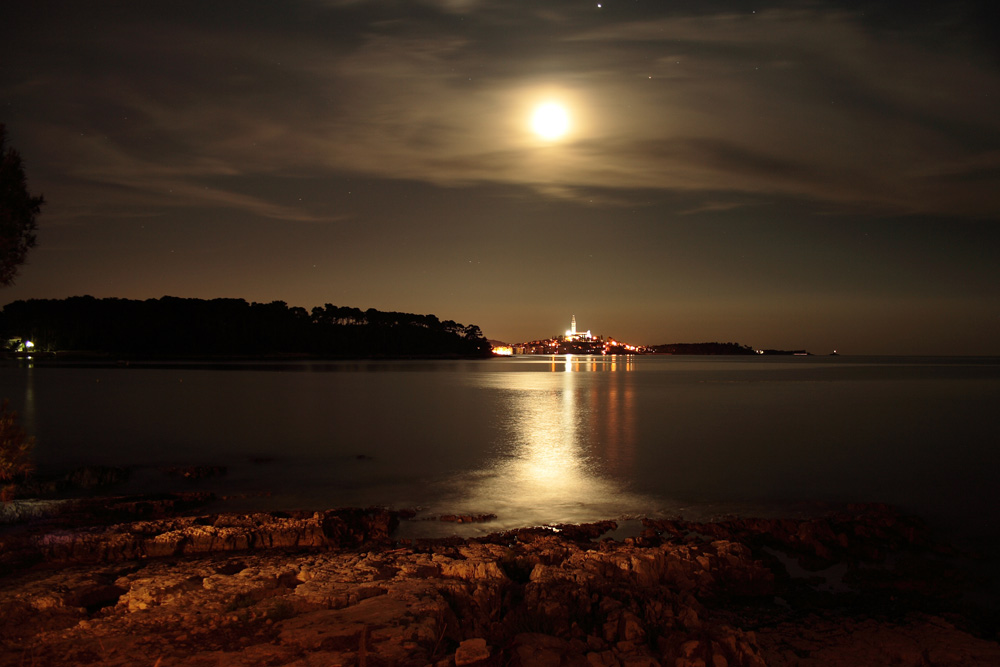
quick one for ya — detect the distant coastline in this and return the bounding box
[647,342,811,356]
[500,340,813,357]
[501,316,813,357]
[0,296,492,360]
[2,298,826,361]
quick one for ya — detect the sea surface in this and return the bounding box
[2,355,999,539]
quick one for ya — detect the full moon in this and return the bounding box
[531,103,570,140]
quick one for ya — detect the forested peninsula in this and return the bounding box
[0,296,491,358]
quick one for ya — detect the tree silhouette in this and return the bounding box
[0,296,492,358]
[0,124,44,286]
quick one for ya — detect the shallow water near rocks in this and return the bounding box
[3,355,998,544]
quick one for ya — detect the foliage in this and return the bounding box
[0,124,44,286]
[0,399,35,502]
[0,296,493,358]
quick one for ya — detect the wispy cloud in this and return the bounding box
[6,1,999,220]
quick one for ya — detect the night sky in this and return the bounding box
[3,1,999,354]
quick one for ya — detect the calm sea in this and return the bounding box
[2,355,998,539]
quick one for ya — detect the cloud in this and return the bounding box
[277,4,999,215]
[27,123,340,225]
[5,1,999,221]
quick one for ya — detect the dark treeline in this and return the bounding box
[0,296,492,358]
[649,342,757,355]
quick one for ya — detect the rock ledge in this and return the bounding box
[1,504,997,666]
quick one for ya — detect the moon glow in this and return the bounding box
[532,103,570,140]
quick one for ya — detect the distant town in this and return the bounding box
[1,300,813,359]
[492,316,812,356]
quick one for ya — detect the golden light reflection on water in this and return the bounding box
[444,355,652,529]
[550,354,637,373]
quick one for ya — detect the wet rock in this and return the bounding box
[0,498,71,524]
[0,492,216,530]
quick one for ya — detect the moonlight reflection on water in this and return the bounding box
[430,356,658,531]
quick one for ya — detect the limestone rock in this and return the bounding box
[0,506,997,667]
[455,637,491,665]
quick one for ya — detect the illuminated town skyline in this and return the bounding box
[503,315,640,356]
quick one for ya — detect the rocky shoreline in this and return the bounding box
[2,502,999,666]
